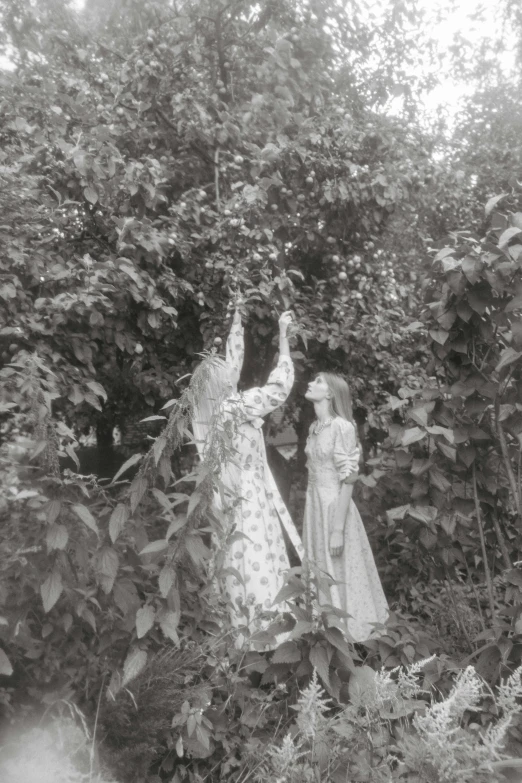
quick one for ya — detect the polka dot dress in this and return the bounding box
[218,322,303,639]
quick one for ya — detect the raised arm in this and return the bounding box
[225,307,244,389]
[239,311,294,421]
[278,310,292,357]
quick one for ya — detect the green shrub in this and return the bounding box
[257,660,522,783]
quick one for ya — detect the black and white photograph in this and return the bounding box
[1,1,522,781]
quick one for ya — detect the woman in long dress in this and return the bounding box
[191,307,303,639]
[303,372,388,642]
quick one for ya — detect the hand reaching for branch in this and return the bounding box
[278,311,293,334]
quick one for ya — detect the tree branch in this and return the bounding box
[472,463,497,623]
[214,147,221,210]
[495,403,521,515]
[492,508,512,570]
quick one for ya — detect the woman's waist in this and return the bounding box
[306,466,341,487]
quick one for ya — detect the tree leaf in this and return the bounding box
[0,649,13,677]
[41,569,63,613]
[440,515,456,536]
[166,515,187,540]
[272,641,301,664]
[437,441,457,462]
[84,186,98,204]
[273,578,307,605]
[408,407,428,427]
[112,453,143,483]
[86,381,107,401]
[458,445,477,467]
[109,503,129,543]
[435,247,455,261]
[122,647,147,687]
[158,565,176,598]
[95,546,119,594]
[429,329,449,345]
[46,498,62,525]
[324,627,355,665]
[130,476,148,513]
[429,467,451,493]
[65,444,80,470]
[388,395,408,411]
[159,609,180,644]
[184,534,210,566]
[496,347,522,372]
[467,290,489,314]
[46,523,69,551]
[462,255,482,284]
[113,579,140,616]
[386,505,410,523]
[153,435,167,465]
[136,605,155,638]
[506,295,522,313]
[309,643,330,687]
[498,226,522,249]
[140,539,169,556]
[72,503,99,535]
[426,425,454,443]
[485,193,508,216]
[409,506,438,524]
[187,489,203,519]
[401,427,426,446]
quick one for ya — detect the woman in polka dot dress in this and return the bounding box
[303,372,388,642]
[192,308,304,642]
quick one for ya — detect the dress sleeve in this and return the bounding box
[332,418,360,482]
[240,355,294,421]
[225,318,244,382]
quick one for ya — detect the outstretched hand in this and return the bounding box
[278,311,293,333]
[229,295,244,325]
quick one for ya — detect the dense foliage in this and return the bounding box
[0,0,452,450]
[2,0,522,781]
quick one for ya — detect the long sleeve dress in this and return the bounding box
[217,321,304,636]
[303,416,388,642]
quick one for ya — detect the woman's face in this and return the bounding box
[305,374,331,403]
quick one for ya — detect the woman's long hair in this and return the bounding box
[190,356,231,460]
[322,372,354,423]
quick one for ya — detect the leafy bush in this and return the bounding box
[258,661,522,783]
